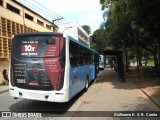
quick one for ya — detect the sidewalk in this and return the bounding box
[0,84,9,94]
[126,65,160,109]
[71,68,160,118]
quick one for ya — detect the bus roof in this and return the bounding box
[68,36,99,54]
[13,32,63,38]
[13,32,98,54]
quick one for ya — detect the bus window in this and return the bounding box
[69,41,81,67]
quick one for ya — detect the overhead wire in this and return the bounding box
[17,0,78,36]
[18,0,58,19]
[31,0,78,36]
[61,19,78,35]
[28,0,77,35]
[32,0,63,18]
[56,19,78,36]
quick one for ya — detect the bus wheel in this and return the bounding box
[85,76,89,91]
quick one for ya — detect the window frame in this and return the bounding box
[7,3,20,15]
[25,13,33,21]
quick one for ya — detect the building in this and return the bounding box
[0,0,57,84]
[58,22,90,46]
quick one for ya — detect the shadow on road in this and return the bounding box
[9,89,86,115]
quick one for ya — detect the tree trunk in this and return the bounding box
[139,49,142,66]
[157,41,160,76]
[153,53,159,77]
[124,42,129,71]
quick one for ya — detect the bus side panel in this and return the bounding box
[69,66,81,99]
[69,65,93,99]
[66,36,99,101]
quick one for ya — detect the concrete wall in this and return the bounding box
[0,1,53,32]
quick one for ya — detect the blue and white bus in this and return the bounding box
[99,55,105,69]
[99,55,109,69]
[9,32,99,102]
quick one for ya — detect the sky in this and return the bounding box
[18,0,104,34]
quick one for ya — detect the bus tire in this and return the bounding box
[85,76,89,91]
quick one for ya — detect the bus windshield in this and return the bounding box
[12,35,60,58]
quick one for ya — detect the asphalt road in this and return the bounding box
[0,87,89,119]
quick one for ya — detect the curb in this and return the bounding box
[140,88,160,109]
[133,82,160,109]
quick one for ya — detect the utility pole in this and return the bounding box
[52,17,63,32]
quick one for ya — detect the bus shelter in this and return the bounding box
[102,50,125,82]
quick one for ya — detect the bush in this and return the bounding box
[142,66,155,78]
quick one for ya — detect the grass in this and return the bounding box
[129,59,154,65]
[147,59,154,65]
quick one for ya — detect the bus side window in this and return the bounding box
[83,48,86,65]
[70,53,74,66]
[69,41,79,67]
[92,54,95,64]
[79,46,84,65]
[69,41,74,67]
[74,44,78,66]
[86,51,90,64]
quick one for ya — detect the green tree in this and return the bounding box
[100,0,135,71]
[134,0,160,77]
[100,0,160,76]
[81,25,91,35]
[91,29,109,53]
